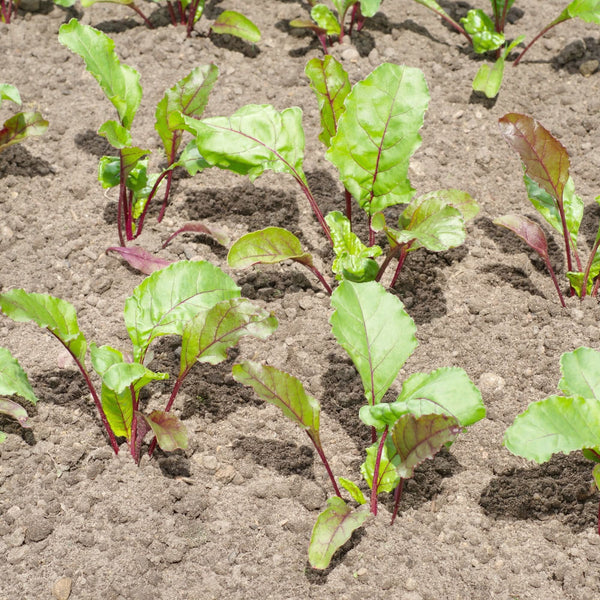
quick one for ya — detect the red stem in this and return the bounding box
[390,478,404,525]
[132,168,172,239]
[345,189,352,226]
[307,431,342,498]
[166,1,177,25]
[370,427,388,516]
[303,263,333,295]
[129,3,154,29]
[513,20,564,67]
[390,244,412,288]
[129,383,138,462]
[543,256,566,307]
[581,237,600,300]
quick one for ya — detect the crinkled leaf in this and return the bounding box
[232,361,321,444]
[305,56,351,148]
[155,65,218,161]
[211,10,261,42]
[327,63,430,215]
[58,19,141,129]
[162,222,230,249]
[559,347,600,400]
[326,211,381,282]
[339,477,366,505]
[361,438,401,493]
[499,113,570,205]
[0,290,87,364]
[360,367,485,429]
[308,497,370,570]
[330,280,417,406]
[98,148,150,190]
[106,246,172,275]
[140,410,188,452]
[0,84,21,107]
[504,395,600,463]
[391,413,461,479]
[0,399,30,428]
[461,9,504,53]
[180,299,277,373]
[0,112,48,153]
[493,214,550,261]
[311,4,341,35]
[189,105,307,184]
[228,227,313,268]
[98,119,131,149]
[124,261,240,363]
[401,189,479,223]
[0,347,38,406]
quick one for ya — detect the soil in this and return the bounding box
[2,1,600,598]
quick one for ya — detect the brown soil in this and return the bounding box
[3,1,600,598]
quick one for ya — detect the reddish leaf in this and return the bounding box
[106,246,172,275]
[493,214,550,260]
[140,410,188,452]
[161,222,230,249]
[498,113,570,203]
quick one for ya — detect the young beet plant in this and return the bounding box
[0,84,48,154]
[234,279,485,569]
[0,261,277,463]
[58,19,227,257]
[413,0,600,97]
[290,0,382,54]
[494,113,600,306]
[504,346,600,534]
[181,57,478,296]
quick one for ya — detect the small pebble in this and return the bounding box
[580,60,599,77]
[52,577,72,600]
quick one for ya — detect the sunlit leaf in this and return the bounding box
[559,347,600,400]
[211,10,261,42]
[0,346,38,406]
[311,4,341,35]
[361,438,401,493]
[461,9,504,53]
[140,410,188,451]
[106,246,172,275]
[0,112,48,153]
[339,477,366,504]
[493,214,550,261]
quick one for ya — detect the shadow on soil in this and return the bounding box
[480,453,598,533]
[0,145,55,178]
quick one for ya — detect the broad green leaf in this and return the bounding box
[391,413,461,479]
[98,119,132,149]
[305,56,351,148]
[360,438,401,493]
[155,65,219,161]
[179,299,277,374]
[228,227,313,268]
[330,281,418,406]
[0,347,38,406]
[54,0,77,6]
[339,477,366,504]
[124,261,240,363]
[173,140,210,176]
[189,105,307,184]
[232,361,321,444]
[326,211,381,282]
[326,63,430,215]
[101,383,133,439]
[499,113,570,205]
[0,84,21,107]
[308,497,370,570]
[461,9,504,53]
[472,36,525,98]
[359,0,383,17]
[140,410,188,451]
[0,399,30,428]
[360,367,485,430]
[58,19,141,129]
[98,148,150,190]
[552,0,600,25]
[211,10,261,42]
[0,290,87,364]
[101,362,168,394]
[311,4,341,35]
[90,343,125,376]
[493,214,550,261]
[559,347,600,400]
[504,395,600,463]
[0,112,48,153]
[401,189,479,223]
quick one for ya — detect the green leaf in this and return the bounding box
[0,84,21,107]
[190,105,307,185]
[101,362,168,394]
[305,56,351,148]
[124,261,240,363]
[311,4,341,35]
[339,477,366,504]
[308,497,370,570]
[326,211,381,282]
[461,9,504,53]
[232,361,321,444]
[359,0,383,17]
[0,347,38,406]
[100,383,133,439]
[593,463,600,491]
[330,281,418,406]
[562,0,600,23]
[227,227,313,269]
[98,119,132,149]
[472,36,525,98]
[504,395,600,463]
[58,19,141,129]
[361,438,401,493]
[360,367,485,429]
[559,347,600,400]
[173,140,210,176]
[179,299,277,374]
[0,112,48,153]
[155,64,219,161]
[89,343,125,376]
[0,290,87,364]
[391,413,461,479]
[140,410,188,452]
[326,63,430,215]
[211,10,261,42]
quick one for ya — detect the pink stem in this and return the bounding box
[369,427,388,515]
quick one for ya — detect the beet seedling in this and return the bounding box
[234,280,485,569]
[182,58,477,296]
[494,113,600,306]
[504,346,600,534]
[0,84,48,154]
[0,261,277,463]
